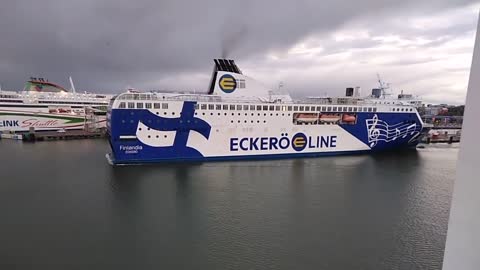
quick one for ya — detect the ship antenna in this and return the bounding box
[69,76,76,93]
[376,73,391,99]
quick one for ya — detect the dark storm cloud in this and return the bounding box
[0,0,477,92]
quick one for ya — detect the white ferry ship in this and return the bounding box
[106,59,427,165]
[0,77,113,132]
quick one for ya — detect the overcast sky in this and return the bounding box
[1,0,479,104]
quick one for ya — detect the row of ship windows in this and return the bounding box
[195,112,292,117]
[0,99,108,105]
[117,102,415,113]
[38,101,107,105]
[0,99,23,103]
[119,102,168,109]
[196,104,377,113]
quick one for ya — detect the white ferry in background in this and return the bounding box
[0,77,113,132]
[106,59,428,165]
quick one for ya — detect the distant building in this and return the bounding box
[425,104,447,116]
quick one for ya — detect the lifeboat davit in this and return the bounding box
[342,114,356,123]
[319,114,341,123]
[295,113,318,123]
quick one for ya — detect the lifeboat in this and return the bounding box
[57,108,71,113]
[295,113,318,123]
[319,114,341,123]
[342,114,356,123]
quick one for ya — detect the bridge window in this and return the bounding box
[294,106,299,111]
[348,107,353,112]
[263,105,268,110]
[119,102,126,109]
[128,102,135,109]
[216,104,222,110]
[305,106,310,111]
[373,107,377,112]
[275,106,280,111]
[136,103,144,109]
[299,106,304,111]
[287,106,292,111]
[208,104,214,110]
[223,104,229,110]
[353,107,357,112]
[154,103,161,109]
[250,105,255,110]
[162,103,168,109]
[201,104,207,110]
[237,105,242,110]
[368,107,372,112]
[332,107,337,112]
[327,107,331,111]
[257,105,262,110]
[243,105,249,110]
[145,103,152,109]
[269,105,274,111]
[230,105,235,110]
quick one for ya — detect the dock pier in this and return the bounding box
[1,129,106,142]
[421,128,461,144]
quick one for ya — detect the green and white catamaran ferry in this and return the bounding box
[0,77,112,132]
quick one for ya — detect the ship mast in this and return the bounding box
[69,76,76,93]
[376,73,392,99]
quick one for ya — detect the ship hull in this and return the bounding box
[106,101,424,165]
[0,107,106,132]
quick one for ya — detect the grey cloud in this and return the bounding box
[0,0,478,94]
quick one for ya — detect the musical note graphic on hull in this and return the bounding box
[366,114,421,147]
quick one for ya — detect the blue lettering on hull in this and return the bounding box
[0,120,20,128]
[230,133,338,152]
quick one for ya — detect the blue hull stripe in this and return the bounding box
[106,147,419,165]
[107,103,426,165]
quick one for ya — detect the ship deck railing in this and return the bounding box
[114,92,418,107]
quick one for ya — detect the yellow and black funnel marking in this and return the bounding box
[219,74,237,93]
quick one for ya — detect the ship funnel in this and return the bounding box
[354,86,361,97]
[345,87,354,97]
[372,88,382,98]
[208,59,242,94]
[207,58,273,100]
